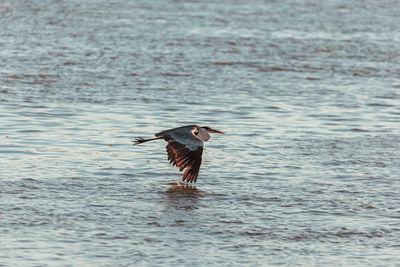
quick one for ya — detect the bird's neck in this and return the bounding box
[197,128,210,141]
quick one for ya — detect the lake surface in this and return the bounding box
[1,0,400,265]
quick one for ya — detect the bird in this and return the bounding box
[133,125,225,183]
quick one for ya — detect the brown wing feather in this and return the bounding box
[165,140,203,183]
[166,145,177,166]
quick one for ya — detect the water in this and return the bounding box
[1,0,400,265]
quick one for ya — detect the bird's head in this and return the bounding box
[200,126,225,134]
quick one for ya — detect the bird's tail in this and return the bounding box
[133,136,163,145]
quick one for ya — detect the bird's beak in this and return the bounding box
[211,129,225,134]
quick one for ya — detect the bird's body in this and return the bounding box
[134,125,224,183]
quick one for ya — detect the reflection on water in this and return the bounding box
[1,0,400,266]
[165,182,202,195]
[161,182,203,210]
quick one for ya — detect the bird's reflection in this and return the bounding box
[161,181,204,210]
[166,181,201,194]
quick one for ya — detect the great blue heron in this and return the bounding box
[134,125,225,183]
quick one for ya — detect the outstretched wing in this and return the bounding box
[166,140,203,183]
[157,125,204,183]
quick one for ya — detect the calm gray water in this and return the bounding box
[1,0,400,266]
